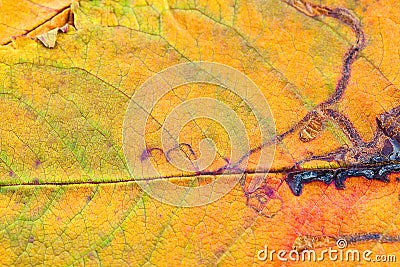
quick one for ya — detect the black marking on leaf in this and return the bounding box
[285,163,397,196]
[334,168,377,189]
[285,170,334,196]
[344,233,381,243]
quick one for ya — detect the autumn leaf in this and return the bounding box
[1,0,400,266]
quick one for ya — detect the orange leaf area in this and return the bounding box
[0,0,75,45]
[1,0,400,266]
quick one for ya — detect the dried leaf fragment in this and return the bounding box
[36,24,69,48]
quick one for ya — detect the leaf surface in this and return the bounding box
[1,0,400,266]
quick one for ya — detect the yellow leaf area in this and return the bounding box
[1,0,400,266]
